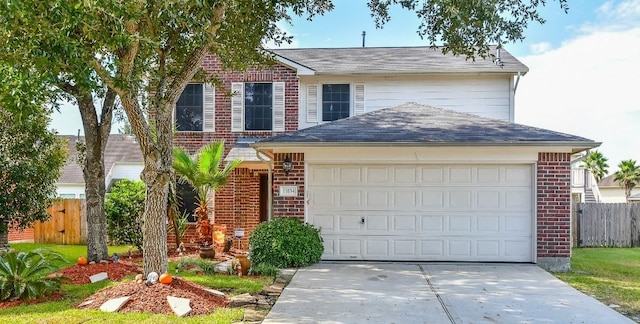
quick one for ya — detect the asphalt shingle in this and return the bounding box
[254,102,598,151]
[271,46,528,75]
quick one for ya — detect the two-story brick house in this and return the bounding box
[174,46,599,271]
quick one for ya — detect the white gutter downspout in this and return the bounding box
[514,71,522,94]
[255,149,273,221]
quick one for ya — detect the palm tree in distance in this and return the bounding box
[173,142,241,247]
[614,159,640,202]
[581,150,609,182]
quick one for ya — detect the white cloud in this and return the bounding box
[529,42,552,54]
[264,21,300,49]
[516,21,640,172]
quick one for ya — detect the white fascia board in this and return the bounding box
[274,55,315,76]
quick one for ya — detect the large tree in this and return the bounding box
[0,67,67,247]
[0,0,569,274]
[581,150,609,182]
[614,160,640,202]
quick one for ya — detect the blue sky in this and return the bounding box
[50,0,640,174]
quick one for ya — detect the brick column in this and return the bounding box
[537,152,572,271]
[272,153,305,221]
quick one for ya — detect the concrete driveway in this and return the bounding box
[263,263,633,324]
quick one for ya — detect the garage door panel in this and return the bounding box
[449,191,472,207]
[366,190,390,208]
[366,167,390,182]
[450,167,472,183]
[421,215,445,231]
[393,215,417,231]
[309,164,534,262]
[421,167,444,183]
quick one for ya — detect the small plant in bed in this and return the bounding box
[0,249,67,301]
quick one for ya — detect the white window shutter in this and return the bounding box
[203,83,215,132]
[306,84,318,122]
[231,82,244,132]
[354,84,365,115]
[272,82,285,131]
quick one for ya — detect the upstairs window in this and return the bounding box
[175,83,215,132]
[306,83,365,123]
[322,84,350,121]
[231,82,285,132]
[244,83,273,131]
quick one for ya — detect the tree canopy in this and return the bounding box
[614,160,640,202]
[0,67,67,237]
[581,150,609,182]
[0,0,569,274]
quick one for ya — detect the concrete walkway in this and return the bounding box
[263,262,633,324]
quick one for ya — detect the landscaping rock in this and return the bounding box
[99,296,130,312]
[230,293,256,307]
[167,296,192,317]
[215,259,232,273]
[78,299,94,307]
[204,288,226,297]
[89,272,109,283]
[99,260,109,264]
[243,308,265,322]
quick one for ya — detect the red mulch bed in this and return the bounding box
[0,260,228,315]
[59,261,143,285]
[77,277,228,315]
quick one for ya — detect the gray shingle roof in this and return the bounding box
[271,46,528,75]
[225,138,260,162]
[253,102,599,151]
[597,174,618,188]
[58,134,143,184]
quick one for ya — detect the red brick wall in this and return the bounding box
[8,227,34,242]
[174,55,299,154]
[537,152,572,259]
[272,153,305,221]
[171,55,300,249]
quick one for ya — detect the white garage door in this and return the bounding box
[307,164,534,262]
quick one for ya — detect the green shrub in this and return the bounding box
[105,179,145,251]
[0,248,67,301]
[249,217,323,268]
[249,262,281,277]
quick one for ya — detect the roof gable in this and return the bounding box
[253,102,598,152]
[271,46,528,75]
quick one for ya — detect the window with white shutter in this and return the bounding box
[272,82,285,131]
[354,83,366,115]
[231,82,244,132]
[175,83,216,132]
[203,83,215,132]
[306,84,318,122]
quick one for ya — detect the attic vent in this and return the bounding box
[495,47,504,67]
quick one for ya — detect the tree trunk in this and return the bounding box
[0,219,8,250]
[74,89,114,263]
[83,133,109,262]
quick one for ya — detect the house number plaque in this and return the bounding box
[279,185,298,197]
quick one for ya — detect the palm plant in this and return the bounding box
[0,248,67,301]
[614,159,640,202]
[581,150,609,182]
[173,142,241,247]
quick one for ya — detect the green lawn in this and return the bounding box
[555,248,640,317]
[0,243,272,323]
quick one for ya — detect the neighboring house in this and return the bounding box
[56,134,144,198]
[597,174,640,203]
[173,46,599,271]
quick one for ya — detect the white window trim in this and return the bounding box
[313,83,366,123]
[174,83,215,132]
[231,82,285,132]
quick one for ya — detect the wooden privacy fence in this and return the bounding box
[35,199,87,245]
[577,203,640,247]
